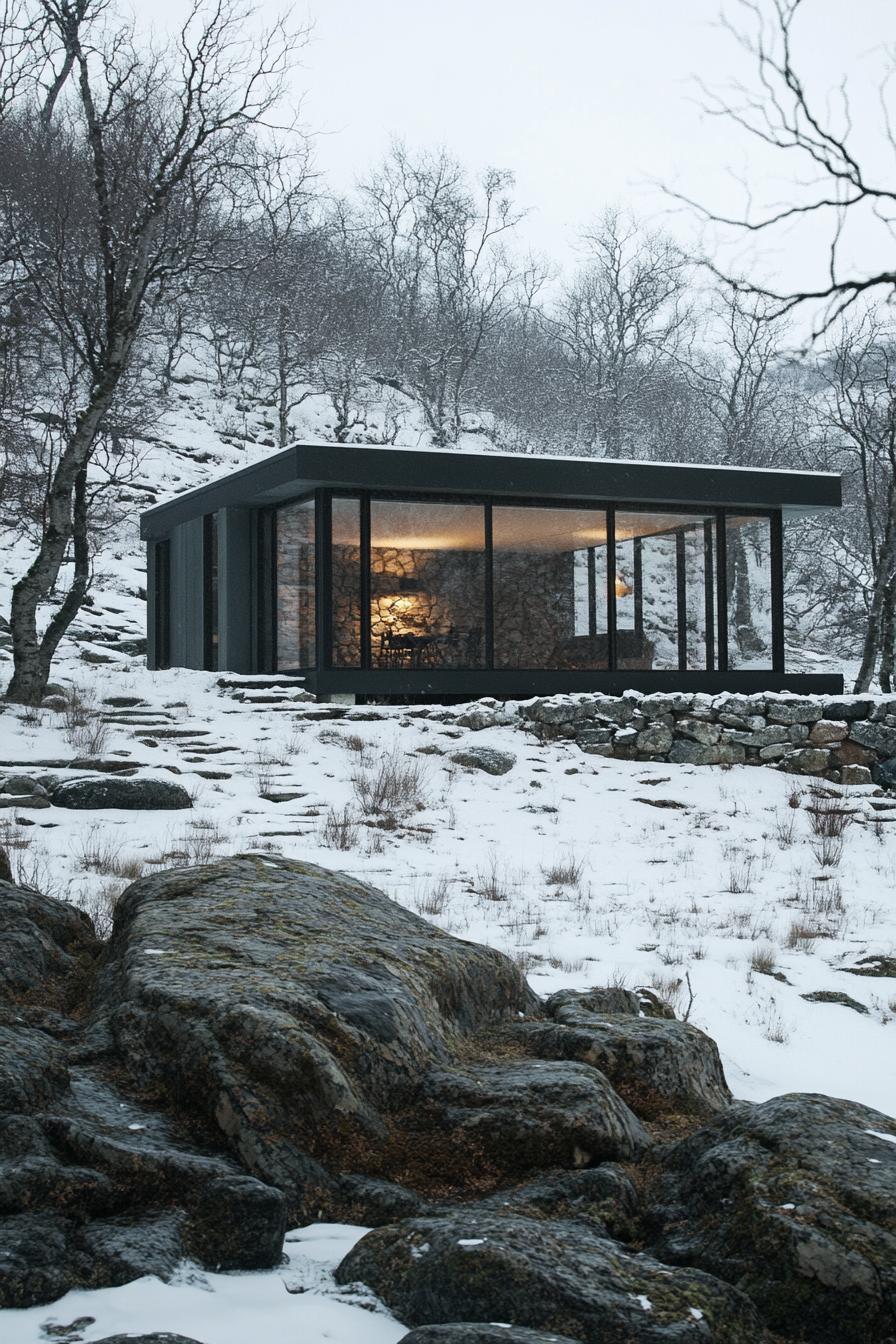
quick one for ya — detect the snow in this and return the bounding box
[0,351,889,1344]
[2,1226,405,1344]
[865,1128,896,1144]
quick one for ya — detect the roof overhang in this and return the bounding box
[140,442,842,539]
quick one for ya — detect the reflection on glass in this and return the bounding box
[332,497,361,667]
[369,500,486,668]
[615,512,715,671]
[493,507,609,668]
[276,498,315,669]
[726,515,773,669]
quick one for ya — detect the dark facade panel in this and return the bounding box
[141,443,841,538]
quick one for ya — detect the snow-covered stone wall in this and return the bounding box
[511,692,896,787]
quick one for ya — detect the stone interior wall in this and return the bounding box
[493,550,575,668]
[331,545,486,667]
[515,691,896,788]
[276,506,314,669]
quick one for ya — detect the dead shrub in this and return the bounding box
[319,805,360,850]
[352,749,428,820]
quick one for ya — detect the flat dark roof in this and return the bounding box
[140,442,841,538]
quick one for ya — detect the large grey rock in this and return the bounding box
[449,747,516,775]
[95,856,538,1208]
[468,1165,640,1242]
[0,879,97,1000]
[505,990,731,1117]
[650,1094,896,1344]
[336,1212,764,1342]
[50,777,193,810]
[421,1060,649,1171]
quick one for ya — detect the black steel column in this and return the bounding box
[587,547,597,638]
[607,508,617,671]
[770,509,786,673]
[703,517,715,671]
[715,510,728,673]
[484,503,495,669]
[676,527,687,671]
[317,490,332,672]
[360,493,371,669]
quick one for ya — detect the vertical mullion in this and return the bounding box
[484,502,494,670]
[606,507,617,672]
[676,527,687,672]
[770,509,785,673]
[317,490,331,672]
[716,509,728,673]
[703,517,715,671]
[360,493,371,669]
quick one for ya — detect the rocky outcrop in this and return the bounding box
[336,1211,766,1343]
[649,1094,896,1344]
[0,876,286,1308]
[2,859,894,1344]
[93,856,539,1204]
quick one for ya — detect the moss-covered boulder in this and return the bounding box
[336,1211,765,1342]
[649,1093,896,1343]
[95,856,540,1210]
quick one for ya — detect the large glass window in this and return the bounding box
[370,500,486,668]
[332,497,362,667]
[615,512,716,671]
[726,515,773,669]
[493,507,609,669]
[276,498,315,669]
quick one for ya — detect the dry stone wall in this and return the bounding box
[510,691,896,787]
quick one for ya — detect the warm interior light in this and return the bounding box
[615,577,632,599]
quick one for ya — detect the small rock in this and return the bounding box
[449,747,516,776]
[840,765,873,786]
[800,990,869,1014]
[843,954,896,978]
[809,720,849,746]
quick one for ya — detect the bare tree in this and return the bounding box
[1,0,307,704]
[547,209,690,456]
[678,0,896,335]
[814,316,896,691]
[359,143,526,446]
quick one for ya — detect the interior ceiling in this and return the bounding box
[330,501,718,551]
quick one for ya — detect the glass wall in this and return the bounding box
[615,512,716,671]
[331,497,362,666]
[726,515,773,669]
[369,500,486,668]
[493,507,609,668]
[276,498,315,669]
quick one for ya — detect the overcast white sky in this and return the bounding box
[147,0,896,293]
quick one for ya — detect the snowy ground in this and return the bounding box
[1,359,889,1342]
[3,665,894,1344]
[2,1225,406,1344]
[2,660,894,1116]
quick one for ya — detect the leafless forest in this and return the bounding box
[1,0,895,700]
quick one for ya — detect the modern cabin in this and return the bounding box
[140,443,844,700]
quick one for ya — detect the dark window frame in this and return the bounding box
[267,486,783,678]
